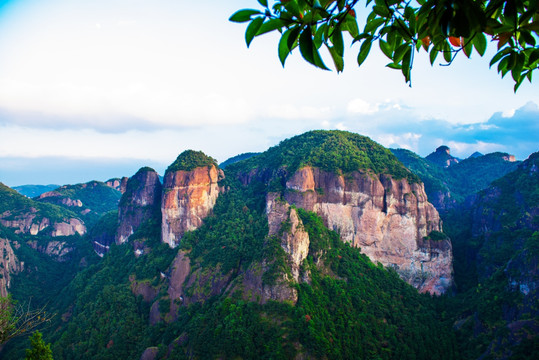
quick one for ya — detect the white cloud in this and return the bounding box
[347,98,379,115]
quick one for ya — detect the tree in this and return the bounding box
[24,331,53,360]
[230,0,539,91]
[0,296,54,345]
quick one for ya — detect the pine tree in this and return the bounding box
[25,331,53,360]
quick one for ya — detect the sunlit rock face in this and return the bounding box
[274,166,452,295]
[161,165,221,248]
[0,238,23,297]
[116,168,162,245]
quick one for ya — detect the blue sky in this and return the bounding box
[0,0,537,186]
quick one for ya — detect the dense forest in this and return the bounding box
[1,131,537,359]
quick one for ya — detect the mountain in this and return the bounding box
[13,184,60,198]
[443,152,539,359]
[1,130,537,359]
[2,131,460,359]
[219,152,261,168]
[35,180,122,228]
[426,145,460,168]
[392,148,521,211]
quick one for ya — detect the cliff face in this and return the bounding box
[106,177,129,194]
[116,168,162,245]
[273,166,452,294]
[161,165,221,248]
[0,238,23,297]
[0,212,86,237]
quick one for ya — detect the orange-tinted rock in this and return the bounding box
[283,166,452,295]
[161,165,221,248]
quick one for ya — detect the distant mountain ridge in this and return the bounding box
[391,146,520,211]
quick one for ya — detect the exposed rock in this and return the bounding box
[130,275,158,302]
[39,191,83,207]
[266,193,309,282]
[166,250,191,320]
[0,213,85,237]
[26,240,74,262]
[280,166,452,295]
[161,165,222,248]
[0,238,23,297]
[106,177,129,194]
[52,218,86,237]
[116,168,162,245]
[140,347,159,360]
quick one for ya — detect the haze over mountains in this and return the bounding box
[0,130,537,359]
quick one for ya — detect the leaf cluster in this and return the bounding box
[231,0,539,91]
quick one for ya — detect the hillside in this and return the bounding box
[35,180,122,227]
[1,131,536,360]
[13,184,60,198]
[391,148,520,211]
[443,152,539,359]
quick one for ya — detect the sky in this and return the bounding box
[0,0,537,186]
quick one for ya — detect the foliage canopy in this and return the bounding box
[231,0,539,91]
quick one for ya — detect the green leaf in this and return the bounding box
[245,17,264,47]
[229,9,263,23]
[519,30,536,47]
[364,17,385,34]
[489,48,511,67]
[473,33,487,56]
[299,27,329,70]
[344,13,360,39]
[328,46,344,72]
[401,46,412,83]
[429,48,439,65]
[332,28,344,57]
[257,19,285,36]
[394,43,410,63]
[257,0,268,7]
[529,49,539,66]
[386,63,402,69]
[379,40,393,59]
[357,38,372,66]
[278,27,301,66]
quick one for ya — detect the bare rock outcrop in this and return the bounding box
[161,165,221,248]
[106,177,129,193]
[279,166,452,295]
[116,168,162,244]
[0,238,23,297]
[266,193,309,282]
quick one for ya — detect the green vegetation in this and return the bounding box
[35,181,122,227]
[0,183,78,225]
[219,152,261,169]
[166,150,218,173]
[232,1,539,90]
[441,152,539,359]
[391,148,520,207]
[229,130,419,183]
[24,331,53,360]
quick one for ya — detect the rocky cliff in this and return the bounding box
[280,166,452,294]
[161,151,222,248]
[0,213,85,237]
[230,131,453,294]
[116,167,162,245]
[0,238,23,297]
[106,177,129,194]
